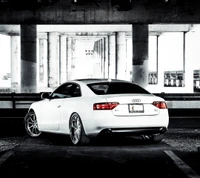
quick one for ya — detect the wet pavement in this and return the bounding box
[0,112,200,177]
[0,128,199,177]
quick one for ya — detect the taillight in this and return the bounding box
[93,102,119,110]
[152,101,167,109]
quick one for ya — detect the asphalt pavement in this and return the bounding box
[0,110,200,177]
[0,127,199,177]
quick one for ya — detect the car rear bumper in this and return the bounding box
[89,127,167,137]
[83,111,169,137]
[97,126,167,137]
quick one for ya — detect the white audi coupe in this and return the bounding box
[24,78,169,146]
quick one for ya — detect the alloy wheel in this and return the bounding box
[24,111,41,137]
[69,113,82,145]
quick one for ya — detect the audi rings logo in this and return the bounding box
[131,99,141,103]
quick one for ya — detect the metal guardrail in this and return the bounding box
[0,93,41,109]
[0,92,200,109]
[0,92,199,121]
[154,93,200,101]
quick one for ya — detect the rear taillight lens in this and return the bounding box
[152,101,167,109]
[93,102,119,110]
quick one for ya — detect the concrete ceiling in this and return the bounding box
[0,24,197,36]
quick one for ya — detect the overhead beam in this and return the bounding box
[0,1,199,24]
[0,24,196,36]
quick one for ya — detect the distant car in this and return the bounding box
[24,78,169,146]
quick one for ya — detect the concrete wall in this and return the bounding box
[0,0,199,24]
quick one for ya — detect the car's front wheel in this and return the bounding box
[69,112,90,146]
[24,110,41,137]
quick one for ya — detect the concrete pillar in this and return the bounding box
[157,35,165,89]
[98,40,101,78]
[100,38,105,78]
[92,39,101,78]
[108,34,116,79]
[104,37,109,78]
[132,24,149,88]
[20,24,37,93]
[38,38,48,89]
[157,34,168,90]
[48,32,59,89]
[184,32,193,92]
[116,32,127,80]
[98,40,101,60]
[67,37,72,80]
[71,38,76,80]
[126,37,133,81]
[11,36,20,93]
[60,35,67,84]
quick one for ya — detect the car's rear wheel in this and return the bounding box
[24,110,41,137]
[69,112,90,146]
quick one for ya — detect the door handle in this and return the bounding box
[57,105,61,108]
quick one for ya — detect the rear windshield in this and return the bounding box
[87,82,151,95]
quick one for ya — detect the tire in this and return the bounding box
[69,112,90,146]
[24,110,41,137]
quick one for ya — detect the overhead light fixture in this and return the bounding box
[39,0,59,3]
[71,0,99,7]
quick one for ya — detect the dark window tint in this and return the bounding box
[51,83,81,99]
[73,85,81,97]
[87,82,151,95]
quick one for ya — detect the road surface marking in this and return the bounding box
[0,150,14,166]
[164,150,200,178]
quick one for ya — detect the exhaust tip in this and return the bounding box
[160,127,167,133]
[100,129,112,136]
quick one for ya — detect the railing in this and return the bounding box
[0,92,199,119]
[0,92,199,129]
[154,92,200,101]
[0,92,200,109]
[0,93,42,122]
[0,93,41,109]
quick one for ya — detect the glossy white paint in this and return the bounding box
[27,79,169,137]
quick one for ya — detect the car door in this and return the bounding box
[40,83,74,131]
[58,83,82,133]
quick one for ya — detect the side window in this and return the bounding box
[72,85,81,97]
[51,83,81,99]
[90,84,108,94]
[51,83,73,99]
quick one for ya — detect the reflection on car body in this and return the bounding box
[24,78,169,146]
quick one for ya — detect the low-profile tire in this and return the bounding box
[69,112,90,146]
[149,133,164,143]
[24,110,41,137]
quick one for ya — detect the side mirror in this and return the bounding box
[41,92,50,100]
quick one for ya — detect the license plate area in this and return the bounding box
[129,104,144,113]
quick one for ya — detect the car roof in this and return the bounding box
[72,78,132,85]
